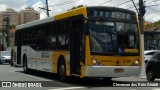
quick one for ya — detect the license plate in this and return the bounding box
[114,68,124,73]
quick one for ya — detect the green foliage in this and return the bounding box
[9,24,16,29]
[77,5,83,8]
[0,24,16,36]
[0,28,6,33]
[71,6,77,10]
[68,5,84,11]
[144,20,160,31]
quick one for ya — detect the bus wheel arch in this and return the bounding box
[57,55,67,81]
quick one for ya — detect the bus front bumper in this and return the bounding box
[85,66,141,77]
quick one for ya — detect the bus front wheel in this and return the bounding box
[10,62,14,66]
[10,49,14,66]
[58,60,67,81]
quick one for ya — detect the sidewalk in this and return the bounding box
[139,75,146,79]
[131,75,146,79]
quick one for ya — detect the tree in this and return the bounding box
[9,24,16,29]
[68,5,84,11]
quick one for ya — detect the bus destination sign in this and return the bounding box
[87,10,136,20]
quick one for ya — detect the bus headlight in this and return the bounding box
[92,57,102,66]
[131,60,139,66]
[131,57,140,66]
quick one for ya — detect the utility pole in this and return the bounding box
[139,0,145,34]
[39,0,51,17]
[139,0,146,76]
[46,0,49,17]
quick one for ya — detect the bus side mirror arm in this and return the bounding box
[83,16,88,24]
[82,19,88,35]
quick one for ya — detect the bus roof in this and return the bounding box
[16,17,54,30]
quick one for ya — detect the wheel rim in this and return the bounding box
[59,64,65,78]
[147,70,153,80]
[24,61,27,71]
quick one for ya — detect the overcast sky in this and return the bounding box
[0,0,160,22]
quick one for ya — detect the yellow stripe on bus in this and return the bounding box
[54,6,87,20]
[124,49,138,53]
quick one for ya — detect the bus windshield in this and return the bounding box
[89,21,139,54]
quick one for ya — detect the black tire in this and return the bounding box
[146,69,155,81]
[10,49,14,66]
[10,59,14,66]
[10,62,14,66]
[0,60,2,64]
[23,57,29,74]
[58,60,67,81]
[144,60,148,64]
[102,77,112,81]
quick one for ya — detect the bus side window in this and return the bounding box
[48,22,56,50]
[56,20,69,50]
[42,24,49,50]
[15,31,18,46]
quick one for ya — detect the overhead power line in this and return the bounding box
[98,0,113,6]
[21,0,81,22]
[49,0,81,7]
[14,0,35,11]
[39,0,46,7]
[131,0,139,13]
[39,0,50,17]
[115,0,131,7]
[146,7,160,16]
[145,0,160,3]
[125,1,139,10]
[147,3,160,7]
[144,0,160,7]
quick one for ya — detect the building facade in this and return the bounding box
[19,7,40,24]
[144,31,160,50]
[0,7,40,28]
[0,8,19,29]
[0,7,40,50]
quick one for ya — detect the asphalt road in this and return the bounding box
[0,63,159,90]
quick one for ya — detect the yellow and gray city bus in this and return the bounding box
[12,6,142,81]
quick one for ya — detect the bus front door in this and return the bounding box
[17,31,22,65]
[70,19,83,75]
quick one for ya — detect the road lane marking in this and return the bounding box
[48,87,85,90]
[9,70,51,81]
[8,70,72,87]
[152,89,160,90]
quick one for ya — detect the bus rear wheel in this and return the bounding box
[23,57,29,74]
[58,60,67,81]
